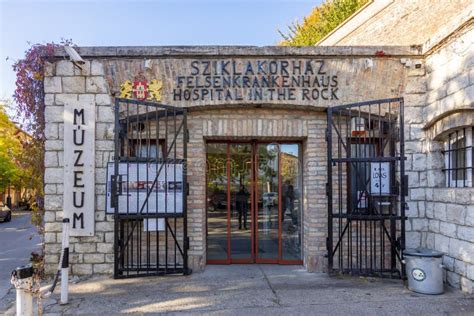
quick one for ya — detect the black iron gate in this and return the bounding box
[327,98,406,278]
[111,98,189,278]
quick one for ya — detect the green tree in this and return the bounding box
[0,102,25,191]
[280,0,368,46]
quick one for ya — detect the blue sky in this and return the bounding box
[0,0,319,102]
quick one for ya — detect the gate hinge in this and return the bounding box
[325,128,329,142]
[118,237,124,248]
[325,182,330,196]
[185,129,190,143]
[403,174,409,196]
[326,237,330,253]
[185,236,190,250]
[118,123,126,138]
[395,237,402,250]
[110,175,122,208]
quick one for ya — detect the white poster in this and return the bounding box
[370,162,390,195]
[106,162,183,214]
[63,100,95,236]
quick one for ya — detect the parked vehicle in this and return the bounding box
[0,202,12,222]
[19,198,32,211]
[262,192,278,206]
[207,189,227,211]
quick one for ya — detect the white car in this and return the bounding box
[0,202,12,222]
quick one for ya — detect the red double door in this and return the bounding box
[206,141,303,264]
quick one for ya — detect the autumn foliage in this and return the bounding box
[280,0,369,46]
[10,40,72,225]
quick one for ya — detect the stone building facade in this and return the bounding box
[411,24,474,293]
[43,26,473,292]
[318,0,473,293]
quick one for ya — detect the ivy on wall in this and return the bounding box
[11,39,74,227]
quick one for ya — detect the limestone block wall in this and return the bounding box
[43,59,115,275]
[42,49,413,278]
[423,25,474,293]
[42,50,406,277]
[404,24,474,293]
[400,60,429,251]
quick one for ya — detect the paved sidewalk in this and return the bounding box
[31,265,474,315]
[0,211,42,314]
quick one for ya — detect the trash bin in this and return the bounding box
[404,248,444,295]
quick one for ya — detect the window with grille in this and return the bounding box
[128,139,166,159]
[443,127,473,188]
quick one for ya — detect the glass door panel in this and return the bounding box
[206,143,228,261]
[256,144,279,261]
[229,144,252,261]
[207,141,303,264]
[281,144,303,261]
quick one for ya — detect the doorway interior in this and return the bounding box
[206,141,303,264]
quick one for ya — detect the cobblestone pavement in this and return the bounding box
[5,265,461,315]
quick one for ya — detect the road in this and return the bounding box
[0,211,42,312]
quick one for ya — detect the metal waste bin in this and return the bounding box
[404,248,444,294]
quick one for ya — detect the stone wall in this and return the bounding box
[405,25,474,293]
[43,49,415,277]
[42,43,473,293]
[43,60,115,275]
[100,56,406,109]
[323,0,472,48]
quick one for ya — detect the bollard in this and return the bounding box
[43,218,70,304]
[11,264,34,316]
[60,218,70,305]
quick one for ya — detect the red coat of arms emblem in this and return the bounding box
[120,71,163,102]
[133,80,149,100]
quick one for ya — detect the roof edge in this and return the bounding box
[53,45,423,58]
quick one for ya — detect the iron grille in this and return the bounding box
[112,98,189,278]
[442,127,473,188]
[327,98,406,278]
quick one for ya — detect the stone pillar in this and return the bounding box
[43,59,115,275]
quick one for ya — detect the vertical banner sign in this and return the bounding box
[63,100,95,236]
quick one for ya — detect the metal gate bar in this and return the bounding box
[112,98,189,278]
[327,98,406,278]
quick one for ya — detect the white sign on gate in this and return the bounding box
[106,162,183,214]
[370,162,390,195]
[63,100,95,236]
